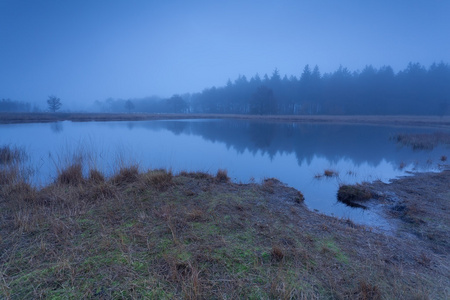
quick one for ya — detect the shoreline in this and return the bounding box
[1,112,450,128]
[1,159,449,298]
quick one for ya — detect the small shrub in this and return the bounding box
[215,169,229,183]
[57,163,83,185]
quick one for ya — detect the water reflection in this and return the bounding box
[130,119,447,168]
[50,122,63,133]
[1,119,448,229]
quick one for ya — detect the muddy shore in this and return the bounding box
[362,170,450,253]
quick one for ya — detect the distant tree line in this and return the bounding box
[2,63,449,115]
[96,62,450,116]
[93,94,189,114]
[0,98,33,112]
[189,62,450,115]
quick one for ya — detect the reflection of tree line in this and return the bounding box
[139,120,438,166]
[50,122,63,133]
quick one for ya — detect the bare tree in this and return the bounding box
[47,95,62,112]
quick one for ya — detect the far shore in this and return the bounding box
[1,112,450,128]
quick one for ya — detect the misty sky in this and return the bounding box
[1,0,449,109]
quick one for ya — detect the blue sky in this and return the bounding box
[1,0,449,108]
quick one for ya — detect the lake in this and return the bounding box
[1,119,449,229]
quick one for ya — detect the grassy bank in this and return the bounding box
[391,132,450,150]
[1,112,450,128]
[1,148,449,299]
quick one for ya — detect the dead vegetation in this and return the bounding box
[56,162,84,185]
[0,154,449,299]
[337,184,374,208]
[392,131,450,150]
[0,145,26,165]
[215,169,229,183]
[314,169,339,179]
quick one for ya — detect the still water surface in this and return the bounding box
[1,119,448,229]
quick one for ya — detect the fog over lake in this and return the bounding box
[1,119,448,229]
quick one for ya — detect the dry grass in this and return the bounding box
[337,184,373,208]
[88,168,105,183]
[262,178,277,193]
[57,162,84,185]
[215,169,229,183]
[0,145,30,187]
[323,169,338,177]
[392,132,450,150]
[1,154,448,299]
[142,169,173,191]
[0,145,25,165]
[271,246,285,262]
[315,169,339,179]
[180,171,212,180]
[111,165,139,185]
[0,164,19,185]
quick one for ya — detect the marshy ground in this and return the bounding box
[1,145,449,298]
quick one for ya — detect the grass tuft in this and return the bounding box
[111,165,139,185]
[392,132,450,150]
[144,169,173,191]
[262,178,276,194]
[337,184,372,208]
[57,163,84,185]
[0,145,25,165]
[186,209,205,222]
[215,169,229,183]
[88,168,105,184]
[323,169,338,177]
[0,165,18,185]
[271,246,285,262]
[181,171,212,180]
[355,281,381,300]
[295,191,305,203]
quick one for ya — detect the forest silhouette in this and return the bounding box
[2,62,449,115]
